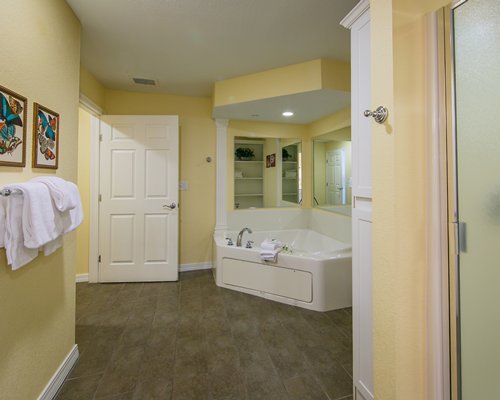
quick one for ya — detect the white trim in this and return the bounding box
[37,345,79,400]
[88,115,100,283]
[426,11,451,400]
[340,0,370,29]
[179,262,212,272]
[79,93,103,116]
[215,119,229,231]
[76,273,89,283]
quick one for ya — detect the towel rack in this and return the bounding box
[0,188,22,197]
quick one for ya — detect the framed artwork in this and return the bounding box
[33,103,59,169]
[0,85,27,167]
[266,153,276,168]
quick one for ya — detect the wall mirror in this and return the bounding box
[313,127,352,216]
[234,136,302,209]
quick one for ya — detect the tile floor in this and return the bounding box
[56,270,353,400]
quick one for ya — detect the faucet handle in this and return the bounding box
[226,237,234,246]
[245,240,254,248]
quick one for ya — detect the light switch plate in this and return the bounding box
[179,181,188,191]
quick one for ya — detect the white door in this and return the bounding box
[99,115,179,282]
[326,149,346,205]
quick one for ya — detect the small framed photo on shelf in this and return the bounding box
[266,153,276,168]
[33,103,59,169]
[0,85,27,167]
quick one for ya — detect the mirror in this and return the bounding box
[234,136,302,209]
[313,127,352,216]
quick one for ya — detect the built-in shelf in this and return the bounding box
[234,139,265,209]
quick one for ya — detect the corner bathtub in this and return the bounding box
[213,229,352,312]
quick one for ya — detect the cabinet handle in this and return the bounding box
[364,106,389,124]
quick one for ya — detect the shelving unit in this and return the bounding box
[234,139,264,209]
[281,145,299,204]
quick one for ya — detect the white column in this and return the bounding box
[215,119,229,231]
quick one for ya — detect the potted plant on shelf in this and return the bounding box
[235,147,255,160]
[282,148,290,161]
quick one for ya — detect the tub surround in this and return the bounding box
[214,228,352,312]
[226,208,352,244]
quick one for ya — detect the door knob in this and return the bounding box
[163,202,177,210]
[364,106,389,124]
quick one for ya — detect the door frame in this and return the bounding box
[79,94,102,283]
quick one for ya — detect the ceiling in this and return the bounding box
[67,0,357,122]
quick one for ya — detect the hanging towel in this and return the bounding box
[30,177,83,234]
[32,176,77,212]
[6,182,61,249]
[2,190,38,269]
[0,196,6,248]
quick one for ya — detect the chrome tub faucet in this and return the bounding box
[236,227,252,247]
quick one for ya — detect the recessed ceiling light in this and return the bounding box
[282,111,294,117]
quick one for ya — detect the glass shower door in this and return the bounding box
[453,0,500,398]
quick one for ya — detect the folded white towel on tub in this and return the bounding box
[260,248,281,263]
[260,239,282,251]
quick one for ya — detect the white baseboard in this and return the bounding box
[38,344,79,400]
[179,262,212,272]
[75,273,89,283]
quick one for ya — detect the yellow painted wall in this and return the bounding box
[308,107,351,139]
[0,0,80,399]
[80,65,105,110]
[104,90,215,266]
[371,0,450,398]
[214,59,350,108]
[76,108,91,276]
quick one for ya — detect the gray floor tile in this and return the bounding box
[58,270,353,400]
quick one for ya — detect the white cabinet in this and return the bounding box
[341,1,373,400]
[234,139,264,209]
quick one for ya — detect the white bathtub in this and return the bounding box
[213,229,352,312]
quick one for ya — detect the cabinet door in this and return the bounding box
[343,2,373,400]
[351,9,372,199]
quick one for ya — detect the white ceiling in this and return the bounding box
[67,0,357,122]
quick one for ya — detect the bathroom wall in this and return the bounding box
[80,65,105,110]
[370,0,449,398]
[104,89,216,266]
[0,0,80,399]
